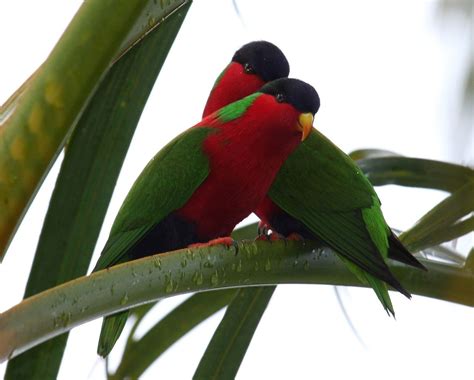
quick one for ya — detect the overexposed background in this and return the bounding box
[0,1,473,379]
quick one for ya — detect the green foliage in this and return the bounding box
[0,0,179,259]
[5,4,191,379]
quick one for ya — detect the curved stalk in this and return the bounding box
[0,240,471,362]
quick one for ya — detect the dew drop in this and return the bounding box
[165,278,174,293]
[264,259,272,272]
[193,271,204,285]
[153,257,162,269]
[211,271,219,286]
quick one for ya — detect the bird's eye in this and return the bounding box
[276,93,285,103]
[244,63,255,74]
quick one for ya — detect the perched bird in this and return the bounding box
[94,77,320,356]
[257,134,426,315]
[203,40,425,316]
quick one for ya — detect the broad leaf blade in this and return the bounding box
[401,181,474,250]
[357,157,474,192]
[0,0,189,260]
[112,290,236,380]
[193,286,276,380]
[405,215,474,252]
[4,3,191,379]
[0,240,472,362]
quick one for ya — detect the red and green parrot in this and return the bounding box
[203,40,425,316]
[94,76,320,356]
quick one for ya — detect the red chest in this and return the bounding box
[178,97,301,239]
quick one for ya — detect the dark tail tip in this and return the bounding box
[388,231,427,271]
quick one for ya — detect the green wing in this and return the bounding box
[96,123,213,357]
[94,126,214,271]
[268,129,409,305]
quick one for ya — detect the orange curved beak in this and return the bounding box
[297,113,313,141]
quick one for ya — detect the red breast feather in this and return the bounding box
[178,94,301,239]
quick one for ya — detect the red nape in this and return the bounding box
[202,62,265,118]
[178,94,302,241]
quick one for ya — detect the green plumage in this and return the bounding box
[268,129,413,315]
[217,93,259,122]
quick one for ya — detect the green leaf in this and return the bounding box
[404,215,474,253]
[111,290,237,380]
[356,157,474,193]
[124,302,159,352]
[4,3,191,379]
[401,181,474,251]
[349,148,400,161]
[0,239,471,362]
[0,0,189,260]
[194,286,275,380]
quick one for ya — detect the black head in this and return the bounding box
[232,41,290,82]
[260,78,320,115]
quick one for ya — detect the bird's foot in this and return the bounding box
[188,236,235,249]
[256,221,286,241]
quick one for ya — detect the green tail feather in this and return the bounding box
[340,257,395,316]
[364,273,394,317]
[97,310,130,357]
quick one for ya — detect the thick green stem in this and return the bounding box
[0,240,471,362]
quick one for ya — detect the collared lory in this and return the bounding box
[94,77,320,357]
[203,41,425,316]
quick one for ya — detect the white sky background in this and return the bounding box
[0,1,473,379]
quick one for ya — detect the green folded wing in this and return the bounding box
[94,126,214,270]
[268,129,408,296]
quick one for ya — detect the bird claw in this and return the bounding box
[256,221,303,242]
[256,221,286,241]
